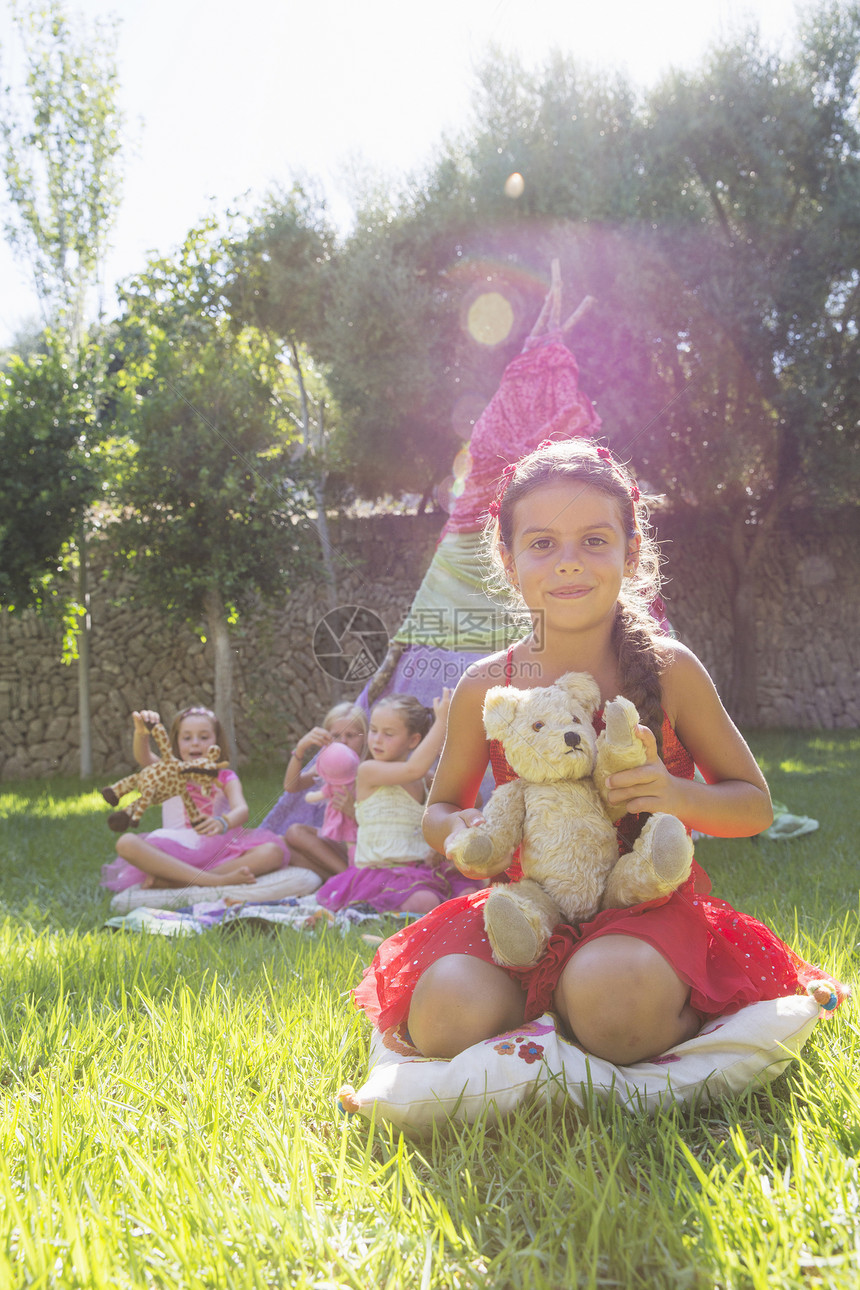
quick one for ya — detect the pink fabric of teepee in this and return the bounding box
[442,341,601,537]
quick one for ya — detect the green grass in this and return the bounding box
[0,732,858,1288]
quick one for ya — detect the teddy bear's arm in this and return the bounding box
[446,780,526,877]
[593,695,649,824]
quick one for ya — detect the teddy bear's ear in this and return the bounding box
[482,687,522,742]
[556,671,601,715]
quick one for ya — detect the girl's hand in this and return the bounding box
[604,725,683,817]
[194,815,226,836]
[133,709,160,731]
[432,687,452,724]
[330,786,355,818]
[296,726,332,758]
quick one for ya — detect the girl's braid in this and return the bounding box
[610,602,668,758]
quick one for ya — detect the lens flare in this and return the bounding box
[466,291,515,347]
[451,445,472,497]
[451,393,487,440]
[504,172,525,199]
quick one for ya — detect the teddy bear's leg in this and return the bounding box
[102,786,120,807]
[108,810,133,833]
[484,881,562,968]
[602,814,693,909]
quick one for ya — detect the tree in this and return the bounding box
[630,2,860,716]
[319,5,860,718]
[0,0,123,772]
[0,342,95,608]
[112,225,316,759]
[226,187,347,609]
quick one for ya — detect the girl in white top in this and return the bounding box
[316,691,485,915]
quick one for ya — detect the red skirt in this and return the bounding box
[353,860,837,1032]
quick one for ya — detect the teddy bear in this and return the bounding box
[101,720,227,833]
[445,671,693,968]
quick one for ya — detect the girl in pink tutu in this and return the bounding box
[316,691,485,916]
[101,706,288,893]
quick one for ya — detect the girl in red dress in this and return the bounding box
[354,439,841,1063]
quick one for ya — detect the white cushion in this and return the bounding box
[108,865,320,913]
[339,996,821,1131]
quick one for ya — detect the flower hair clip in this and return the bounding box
[488,438,566,519]
[488,461,519,519]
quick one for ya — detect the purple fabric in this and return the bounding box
[316,860,484,914]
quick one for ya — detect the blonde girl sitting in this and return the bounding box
[283,702,368,879]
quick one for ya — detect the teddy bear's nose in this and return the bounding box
[564,730,581,748]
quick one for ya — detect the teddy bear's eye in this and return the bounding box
[570,715,581,724]
[532,721,545,732]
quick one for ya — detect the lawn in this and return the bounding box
[0,730,858,1288]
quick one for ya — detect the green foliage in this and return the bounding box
[0,339,94,608]
[0,0,123,349]
[321,215,461,499]
[226,183,335,353]
[111,224,316,622]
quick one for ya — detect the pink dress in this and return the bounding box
[100,769,289,891]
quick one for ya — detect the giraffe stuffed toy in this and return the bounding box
[101,720,228,833]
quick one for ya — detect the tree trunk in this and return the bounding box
[724,497,782,725]
[312,481,339,613]
[726,571,759,725]
[203,585,237,765]
[289,338,339,611]
[77,520,93,777]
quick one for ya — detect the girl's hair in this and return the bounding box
[169,705,227,758]
[488,438,668,752]
[371,693,434,741]
[323,701,369,740]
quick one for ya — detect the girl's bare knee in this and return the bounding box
[116,833,139,861]
[265,841,284,863]
[555,936,694,1064]
[408,954,525,1059]
[400,890,441,915]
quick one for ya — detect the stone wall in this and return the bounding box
[1,509,857,780]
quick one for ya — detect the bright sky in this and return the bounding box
[0,0,803,345]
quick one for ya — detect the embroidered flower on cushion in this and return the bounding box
[382,1024,419,1056]
[494,1039,517,1056]
[518,1041,545,1064]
